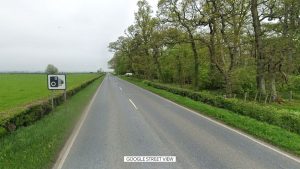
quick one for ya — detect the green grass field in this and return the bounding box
[0,76,104,169]
[0,73,100,120]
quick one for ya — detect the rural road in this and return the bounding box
[55,74,300,169]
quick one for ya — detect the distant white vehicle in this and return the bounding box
[125,73,133,76]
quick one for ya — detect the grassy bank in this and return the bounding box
[121,76,300,157]
[0,76,104,169]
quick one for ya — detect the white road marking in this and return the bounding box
[119,77,300,164]
[129,98,138,110]
[52,78,105,169]
[167,100,300,164]
[119,87,122,91]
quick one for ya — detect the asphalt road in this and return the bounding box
[55,74,300,169]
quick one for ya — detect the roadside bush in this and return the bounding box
[144,80,300,135]
[287,76,300,91]
[0,127,7,136]
[231,67,256,95]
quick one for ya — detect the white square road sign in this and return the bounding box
[48,74,66,90]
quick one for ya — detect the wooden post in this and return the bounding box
[268,94,272,103]
[51,91,54,110]
[64,90,67,101]
[254,92,258,102]
[244,92,248,101]
[289,90,293,101]
[264,94,269,104]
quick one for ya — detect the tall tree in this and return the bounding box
[45,64,58,74]
[135,0,164,80]
[158,0,203,89]
[251,0,266,95]
[108,0,299,101]
[202,0,250,94]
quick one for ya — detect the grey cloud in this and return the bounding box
[0,0,158,72]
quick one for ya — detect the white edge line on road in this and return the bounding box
[129,98,138,110]
[52,77,105,169]
[118,77,300,164]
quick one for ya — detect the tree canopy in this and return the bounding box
[109,0,300,100]
[45,64,59,74]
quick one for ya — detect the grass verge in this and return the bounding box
[121,76,300,157]
[0,76,104,169]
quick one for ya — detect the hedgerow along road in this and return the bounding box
[53,74,300,169]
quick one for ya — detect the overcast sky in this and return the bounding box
[0,0,157,72]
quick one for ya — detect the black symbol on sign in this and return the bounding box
[50,76,64,87]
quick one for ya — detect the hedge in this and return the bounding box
[0,74,104,136]
[143,80,300,135]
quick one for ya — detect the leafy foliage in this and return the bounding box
[45,64,58,74]
[109,0,300,97]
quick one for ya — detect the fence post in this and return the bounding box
[254,92,258,102]
[244,92,248,101]
[289,90,293,101]
[264,94,269,104]
[51,91,54,110]
[64,90,67,101]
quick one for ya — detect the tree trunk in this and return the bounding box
[153,47,163,81]
[155,59,162,81]
[224,72,233,95]
[176,54,183,87]
[270,72,277,101]
[190,37,199,90]
[251,0,266,95]
[256,62,266,94]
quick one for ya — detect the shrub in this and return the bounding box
[144,81,300,135]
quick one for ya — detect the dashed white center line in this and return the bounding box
[119,87,122,91]
[129,99,138,110]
